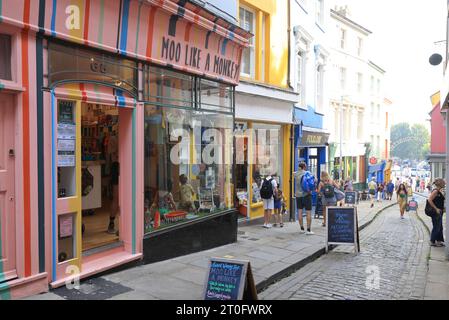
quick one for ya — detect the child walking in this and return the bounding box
[273,189,286,227]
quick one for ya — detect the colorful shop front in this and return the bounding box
[0,0,249,298]
[234,84,295,221]
[293,108,328,181]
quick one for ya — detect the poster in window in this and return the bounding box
[59,215,73,238]
[58,123,76,140]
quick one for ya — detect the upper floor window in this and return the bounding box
[0,34,12,81]
[340,67,346,91]
[357,37,363,56]
[315,0,324,25]
[370,76,375,93]
[340,28,346,49]
[239,6,256,78]
[357,72,363,93]
[377,79,381,94]
[297,51,306,107]
[316,64,324,113]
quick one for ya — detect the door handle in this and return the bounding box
[9,196,14,201]
[9,149,14,158]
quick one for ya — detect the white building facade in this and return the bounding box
[325,6,390,187]
[290,0,332,183]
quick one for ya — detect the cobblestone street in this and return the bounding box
[260,199,430,300]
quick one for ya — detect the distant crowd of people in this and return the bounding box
[257,164,445,248]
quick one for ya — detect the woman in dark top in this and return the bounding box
[397,184,408,219]
[427,178,446,247]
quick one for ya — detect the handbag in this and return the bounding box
[425,200,436,217]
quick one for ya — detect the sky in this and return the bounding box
[333,0,447,128]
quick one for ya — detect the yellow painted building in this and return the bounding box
[235,0,295,221]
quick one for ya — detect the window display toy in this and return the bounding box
[164,211,188,223]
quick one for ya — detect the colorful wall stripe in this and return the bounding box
[21,30,32,278]
[132,108,136,254]
[50,90,57,281]
[36,35,45,273]
[119,0,130,55]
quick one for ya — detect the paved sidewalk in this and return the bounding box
[28,199,396,300]
[414,192,449,300]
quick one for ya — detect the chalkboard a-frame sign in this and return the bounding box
[203,258,258,300]
[345,191,357,205]
[326,207,360,254]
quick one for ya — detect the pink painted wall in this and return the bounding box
[430,105,446,154]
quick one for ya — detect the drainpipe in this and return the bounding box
[287,0,294,90]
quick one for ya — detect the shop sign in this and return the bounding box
[300,131,330,147]
[369,157,378,165]
[203,258,258,300]
[326,207,360,253]
[234,122,247,133]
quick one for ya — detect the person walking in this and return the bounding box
[272,189,285,228]
[386,180,395,200]
[396,183,408,219]
[317,171,340,227]
[427,178,446,247]
[377,182,384,202]
[294,163,314,234]
[260,173,278,229]
[368,177,377,208]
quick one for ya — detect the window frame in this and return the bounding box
[297,50,307,108]
[239,5,257,79]
[315,0,324,25]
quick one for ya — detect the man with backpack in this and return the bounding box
[260,173,278,229]
[294,163,315,235]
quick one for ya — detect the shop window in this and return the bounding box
[48,42,138,96]
[143,104,234,234]
[58,213,76,263]
[0,34,12,81]
[199,79,233,113]
[143,66,194,109]
[57,100,77,198]
[251,124,282,204]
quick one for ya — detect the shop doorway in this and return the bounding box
[81,103,120,252]
[0,93,17,282]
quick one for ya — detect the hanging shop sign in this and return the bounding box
[300,131,330,147]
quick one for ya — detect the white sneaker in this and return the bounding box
[299,228,306,234]
[306,231,315,235]
[266,224,272,229]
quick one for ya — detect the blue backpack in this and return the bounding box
[301,171,315,193]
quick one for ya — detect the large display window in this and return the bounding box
[143,66,234,234]
[235,122,282,215]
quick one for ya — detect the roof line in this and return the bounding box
[330,9,372,35]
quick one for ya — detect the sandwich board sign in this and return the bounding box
[344,191,357,205]
[203,258,258,300]
[326,207,360,254]
[408,198,418,212]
